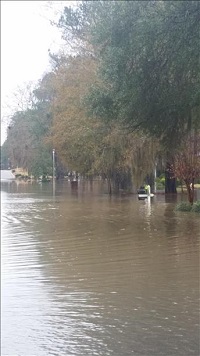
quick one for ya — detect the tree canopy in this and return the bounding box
[59,1,200,147]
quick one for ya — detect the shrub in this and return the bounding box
[175,201,192,212]
[158,173,165,179]
[156,175,165,190]
[160,177,165,185]
[191,201,200,213]
[156,176,165,186]
[156,182,165,190]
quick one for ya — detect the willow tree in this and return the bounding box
[125,134,159,191]
[48,55,100,178]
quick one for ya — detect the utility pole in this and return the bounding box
[52,149,56,197]
[52,149,55,179]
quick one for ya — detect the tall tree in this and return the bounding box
[48,55,99,178]
[2,73,56,177]
[58,1,200,192]
[48,54,159,191]
[170,132,200,204]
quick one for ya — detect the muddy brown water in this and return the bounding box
[1,180,200,356]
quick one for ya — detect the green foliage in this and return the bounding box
[60,1,200,148]
[2,72,56,178]
[175,201,192,212]
[3,107,53,177]
[0,144,9,169]
[175,200,200,213]
[155,174,165,190]
[191,201,200,213]
[156,176,165,186]
[30,145,53,178]
[3,111,34,169]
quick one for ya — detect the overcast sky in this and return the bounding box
[1,1,73,144]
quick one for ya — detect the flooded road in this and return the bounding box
[1,180,200,356]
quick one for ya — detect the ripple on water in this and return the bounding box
[1,182,200,356]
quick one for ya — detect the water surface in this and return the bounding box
[1,180,200,355]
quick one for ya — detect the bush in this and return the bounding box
[156,175,165,190]
[175,201,192,212]
[156,182,165,190]
[156,176,165,186]
[191,201,200,213]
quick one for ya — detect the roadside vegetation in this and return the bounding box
[175,201,200,213]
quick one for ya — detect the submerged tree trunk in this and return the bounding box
[107,177,112,195]
[185,179,194,204]
[89,175,93,191]
[165,162,177,193]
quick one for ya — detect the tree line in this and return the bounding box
[1,1,200,202]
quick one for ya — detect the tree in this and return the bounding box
[4,111,34,170]
[48,54,159,192]
[48,55,99,178]
[88,1,199,137]
[170,132,200,204]
[58,1,200,193]
[30,143,53,178]
[2,73,55,177]
[0,144,9,169]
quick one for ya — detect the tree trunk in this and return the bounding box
[165,162,177,193]
[108,178,112,195]
[112,171,120,193]
[185,179,194,204]
[89,176,93,191]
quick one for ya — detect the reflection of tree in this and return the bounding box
[1,180,23,194]
[163,202,199,264]
[164,194,178,204]
[163,203,177,238]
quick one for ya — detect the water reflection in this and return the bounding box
[1,181,200,356]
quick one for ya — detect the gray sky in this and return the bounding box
[1,1,74,144]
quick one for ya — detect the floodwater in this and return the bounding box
[1,179,200,356]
